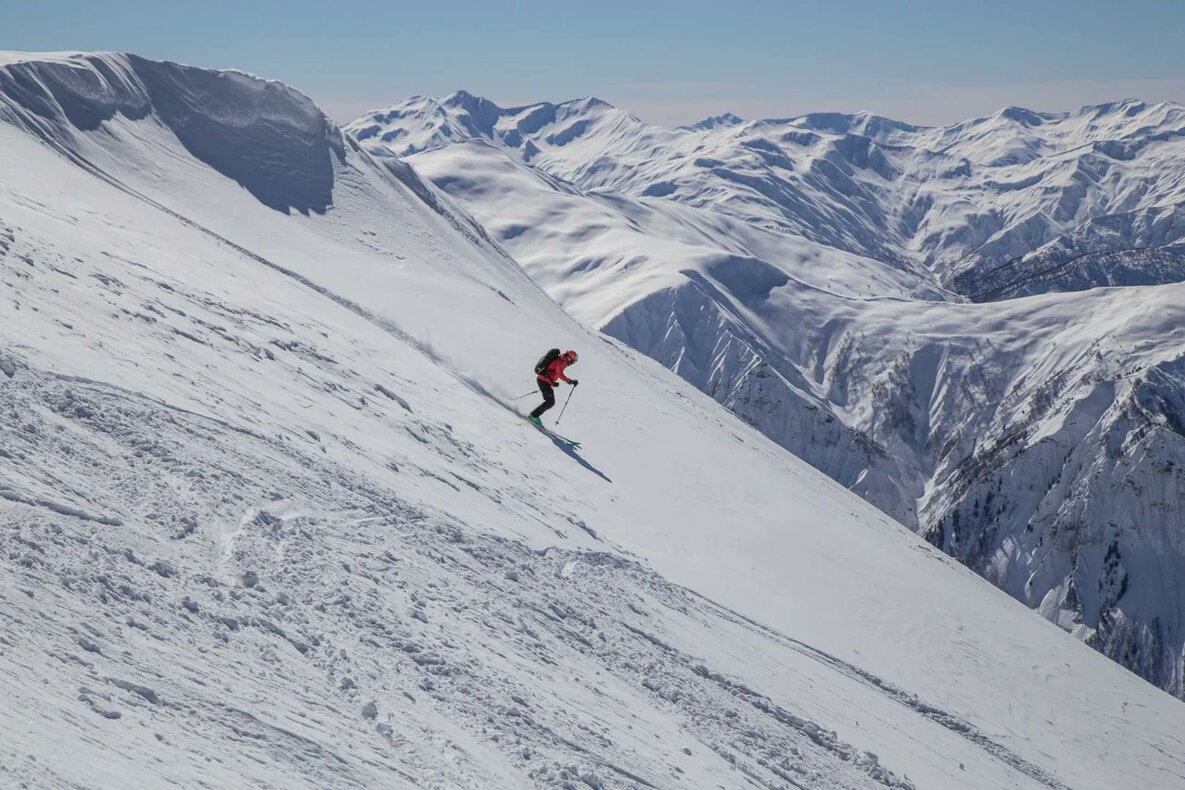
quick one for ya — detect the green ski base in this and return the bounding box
[525,416,580,449]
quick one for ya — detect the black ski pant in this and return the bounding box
[530,379,555,418]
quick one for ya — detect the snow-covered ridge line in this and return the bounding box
[0,51,343,214]
[347,90,1185,298]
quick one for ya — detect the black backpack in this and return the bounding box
[534,348,561,375]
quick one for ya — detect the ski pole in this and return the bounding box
[512,390,537,400]
[555,386,576,424]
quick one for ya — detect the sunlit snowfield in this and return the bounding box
[2,53,1185,789]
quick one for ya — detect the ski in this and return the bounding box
[525,416,580,449]
[553,434,581,449]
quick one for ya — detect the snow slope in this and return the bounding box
[392,138,940,526]
[4,53,1185,789]
[350,94,1185,701]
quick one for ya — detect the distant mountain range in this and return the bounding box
[348,91,1185,699]
[350,90,1185,300]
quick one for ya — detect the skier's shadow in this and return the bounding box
[543,432,612,483]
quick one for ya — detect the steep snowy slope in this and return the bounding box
[350,94,1185,701]
[4,53,1185,790]
[347,93,1185,297]
[395,138,941,525]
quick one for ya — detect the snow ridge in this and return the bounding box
[0,52,344,214]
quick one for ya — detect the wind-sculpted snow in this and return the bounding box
[0,52,343,214]
[128,55,345,214]
[356,94,1185,701]
[7,52,1185,789]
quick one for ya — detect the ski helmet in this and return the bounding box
[564,350,578,363]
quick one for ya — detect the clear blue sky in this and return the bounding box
[4,0,1184,125]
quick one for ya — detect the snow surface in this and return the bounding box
[4,53,1185,789]
[351,94,1185,701]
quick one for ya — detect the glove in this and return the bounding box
[570,379,579,386]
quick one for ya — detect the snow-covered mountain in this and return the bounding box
[5,52,1185,789]
[347,93,1185,701]
[349,91,1185,298]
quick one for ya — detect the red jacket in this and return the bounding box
[538,356,574,385]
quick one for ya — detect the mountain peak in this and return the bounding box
[680,112,745,131]
[1083,97,1151,117]
[996,106,1047,126]
[443,88,499,112]
[786,111,923,137]
[572,96,611,108]
[444,88,486,106]
[552,96,616,116]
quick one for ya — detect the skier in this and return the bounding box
[528,349,578,425]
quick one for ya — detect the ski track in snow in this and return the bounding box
[4,367,922,790]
